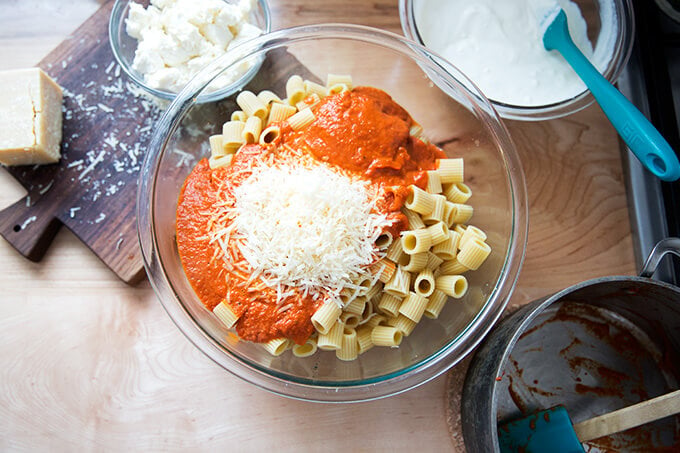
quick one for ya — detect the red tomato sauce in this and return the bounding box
[176,87,445,345]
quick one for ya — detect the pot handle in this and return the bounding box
[640,238,680,278]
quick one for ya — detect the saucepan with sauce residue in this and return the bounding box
[462,238,680,452]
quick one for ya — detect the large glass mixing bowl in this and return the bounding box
[137,24,528,402]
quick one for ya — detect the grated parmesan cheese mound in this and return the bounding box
[231,163,392,302]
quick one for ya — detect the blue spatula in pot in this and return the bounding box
[538,3,680,182]
[497,389,680,452]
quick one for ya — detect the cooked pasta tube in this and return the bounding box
[259,125,281,145]
[267,102,297,125]
[425,221,449,246]
[356,325,374,354]
[366,314,386,328]
[231,110,247,122]
[457,237,492,270]
[439,259,470,275]
[401,229,433,255]
[336,328,359,361]
[414,269,436,298]
[317,321,344,351]
[384,265,411,298]
[286,74,305,105]
[296,92,321,112]
[369,259,396,283]
[213,301,239,328]
[398,291,428,323]
[405,186,436,215]
[311,302,342,335]
[424,289,448,319]
[375,231,393,250]
[222,120,245,150]
[303,80,328,98]
[426,251,444,271]
[389,314,417,336]
[339,287,357,306]
[403,252,428,273]
[444,182,472,203]
[371,326,403,347]
[435,275,469,298]
[236,90,267,120]
[443,201,458,227]
[354,275,373,295]
[402,207,426,230]
[459,225,488,250]
[433,230,460,260]
[361,300,374,321]
[410,123,424,139]
[326,74,353,89]
[242,116,262,144]
[328,83,349,94]
[437,158,464,183]
[262,337,290,356]
[208,153,233,170]
[292,337,318,357]
[340,311,361,329]
[426,170,443,194]
[454,224,467,236]
[257,89,282,106]
[422,194,446,225]
[450,203,474,224]
[287,108,316,131]
[377,293,403,318]
[364,281,383,301]
[208,134,225,158]
[344,296,366,316]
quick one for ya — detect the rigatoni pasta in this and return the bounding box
[187,73,493,361]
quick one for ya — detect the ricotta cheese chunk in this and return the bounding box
[126,0,263,94]
[0,68,63,166]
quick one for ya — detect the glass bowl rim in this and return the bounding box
[398,0,636,121]
[108,0,273,102]
[137,23,529,402]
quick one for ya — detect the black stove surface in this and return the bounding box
[620,0,680,285]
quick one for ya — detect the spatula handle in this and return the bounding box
[572,389,680,442]
[544,9,680,182]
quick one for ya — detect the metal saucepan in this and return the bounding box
[462,238,680,452]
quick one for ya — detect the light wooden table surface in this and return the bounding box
[0,1,637,451]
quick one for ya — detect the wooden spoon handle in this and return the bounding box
[573,389,680,442]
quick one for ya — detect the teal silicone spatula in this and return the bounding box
[497,389,680,452]
[539,5,680,182]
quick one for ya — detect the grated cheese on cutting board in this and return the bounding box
[229,163,392,302]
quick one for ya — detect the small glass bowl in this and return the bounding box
[137,24,528,402]
[108,0,271,103]
[399,0,635,121]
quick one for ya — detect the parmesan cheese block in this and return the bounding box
[0,68,63,166]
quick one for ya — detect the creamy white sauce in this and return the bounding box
[414,0,613,107]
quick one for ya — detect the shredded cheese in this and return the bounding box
[227,163,391,304]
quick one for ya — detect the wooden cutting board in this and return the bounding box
[0,1,313,284]
[0,1,156,283]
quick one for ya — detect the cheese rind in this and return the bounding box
[0,68,63,166]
